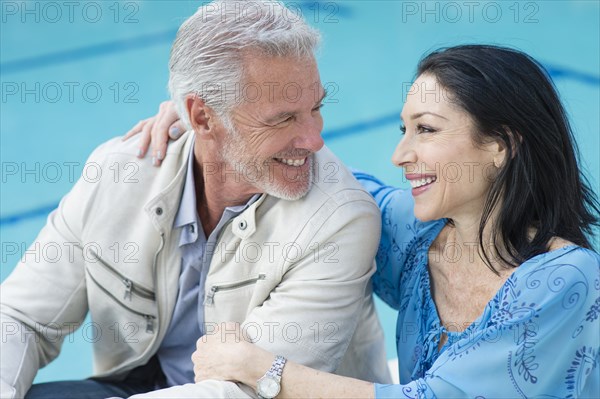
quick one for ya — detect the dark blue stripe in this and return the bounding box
[2,27,599,88]
[545,64,600,86]
[1,28,178,75]
[0,203,58,226]
[0,0,355,75]
[323,112,400,140]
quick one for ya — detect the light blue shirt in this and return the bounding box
[354,171,600,398]
[157,146,259,386]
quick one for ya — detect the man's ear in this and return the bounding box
[185,95,214,138]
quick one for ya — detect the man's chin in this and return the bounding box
[260,158,314,200]
[264,181,312,201]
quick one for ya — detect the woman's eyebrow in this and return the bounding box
[409,111,448,120]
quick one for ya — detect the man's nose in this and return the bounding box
[296,117,325,152]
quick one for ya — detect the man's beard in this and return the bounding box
[218,120,314,201]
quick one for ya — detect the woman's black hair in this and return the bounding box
[417,44,599,271]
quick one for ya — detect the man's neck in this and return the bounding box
[193,151,258,237]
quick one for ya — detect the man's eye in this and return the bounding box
[276,116,293,125]
[400,125,407,135]
[313,103,324,112]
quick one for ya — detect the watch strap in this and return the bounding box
[267,355,287,378]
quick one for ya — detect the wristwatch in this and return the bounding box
[256,355,287,398]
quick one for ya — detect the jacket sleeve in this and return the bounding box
[240,189,382,373]
[0,147,107,398]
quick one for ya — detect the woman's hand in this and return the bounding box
[192,322,255,383]
[122,100,185,166]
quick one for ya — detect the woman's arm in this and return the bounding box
[192,323,375,399]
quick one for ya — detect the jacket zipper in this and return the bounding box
[204,274,267,306]
[151,231,165,334]
[89,250,155,301]
[86,270,156,333]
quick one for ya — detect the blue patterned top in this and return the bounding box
[355,172,600,399]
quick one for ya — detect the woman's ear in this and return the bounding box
[492,141,507,169]
[185,95,214,138]
[493,127,521,168]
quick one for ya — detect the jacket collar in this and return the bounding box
[144,132,195,232]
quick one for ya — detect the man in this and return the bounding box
[0,1,390,398]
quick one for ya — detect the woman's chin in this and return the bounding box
[413,208,440,223]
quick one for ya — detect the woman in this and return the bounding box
[127,45,600,397]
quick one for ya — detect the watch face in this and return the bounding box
[258,375,281,398]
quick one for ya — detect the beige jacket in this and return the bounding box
[0,132,391,398]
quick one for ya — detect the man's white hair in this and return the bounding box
[168,0,321,129]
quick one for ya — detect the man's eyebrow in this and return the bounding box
[316,88,328,104]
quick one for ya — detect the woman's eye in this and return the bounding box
[416,124,436,134]
[313,103,324,112]
[400,124,436,135]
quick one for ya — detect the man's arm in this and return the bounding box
[0,149,106,398]
[1,206,89,397]
[241,195,382,373]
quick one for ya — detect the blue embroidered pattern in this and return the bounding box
[565,346,598,397]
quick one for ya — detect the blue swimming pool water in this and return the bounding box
[1,0,598,384]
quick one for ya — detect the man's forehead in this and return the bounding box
[236,55,323,108]
[242,53,319,84]
[232,81,325,127]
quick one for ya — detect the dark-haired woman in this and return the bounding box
[128,45,600,398]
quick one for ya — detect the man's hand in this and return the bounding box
[122,100,185,166]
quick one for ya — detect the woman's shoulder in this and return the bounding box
[523,244,600,273]
[516,244,599,286]
[504,245,600,311]
[479,244,600,352]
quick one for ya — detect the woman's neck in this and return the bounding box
[438,213,509,273]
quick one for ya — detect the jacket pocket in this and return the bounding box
[89,250,155,302]
[204,274,266,306]
[85,253,157,334]
[85,261,157,371]
[86,270,156,334]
